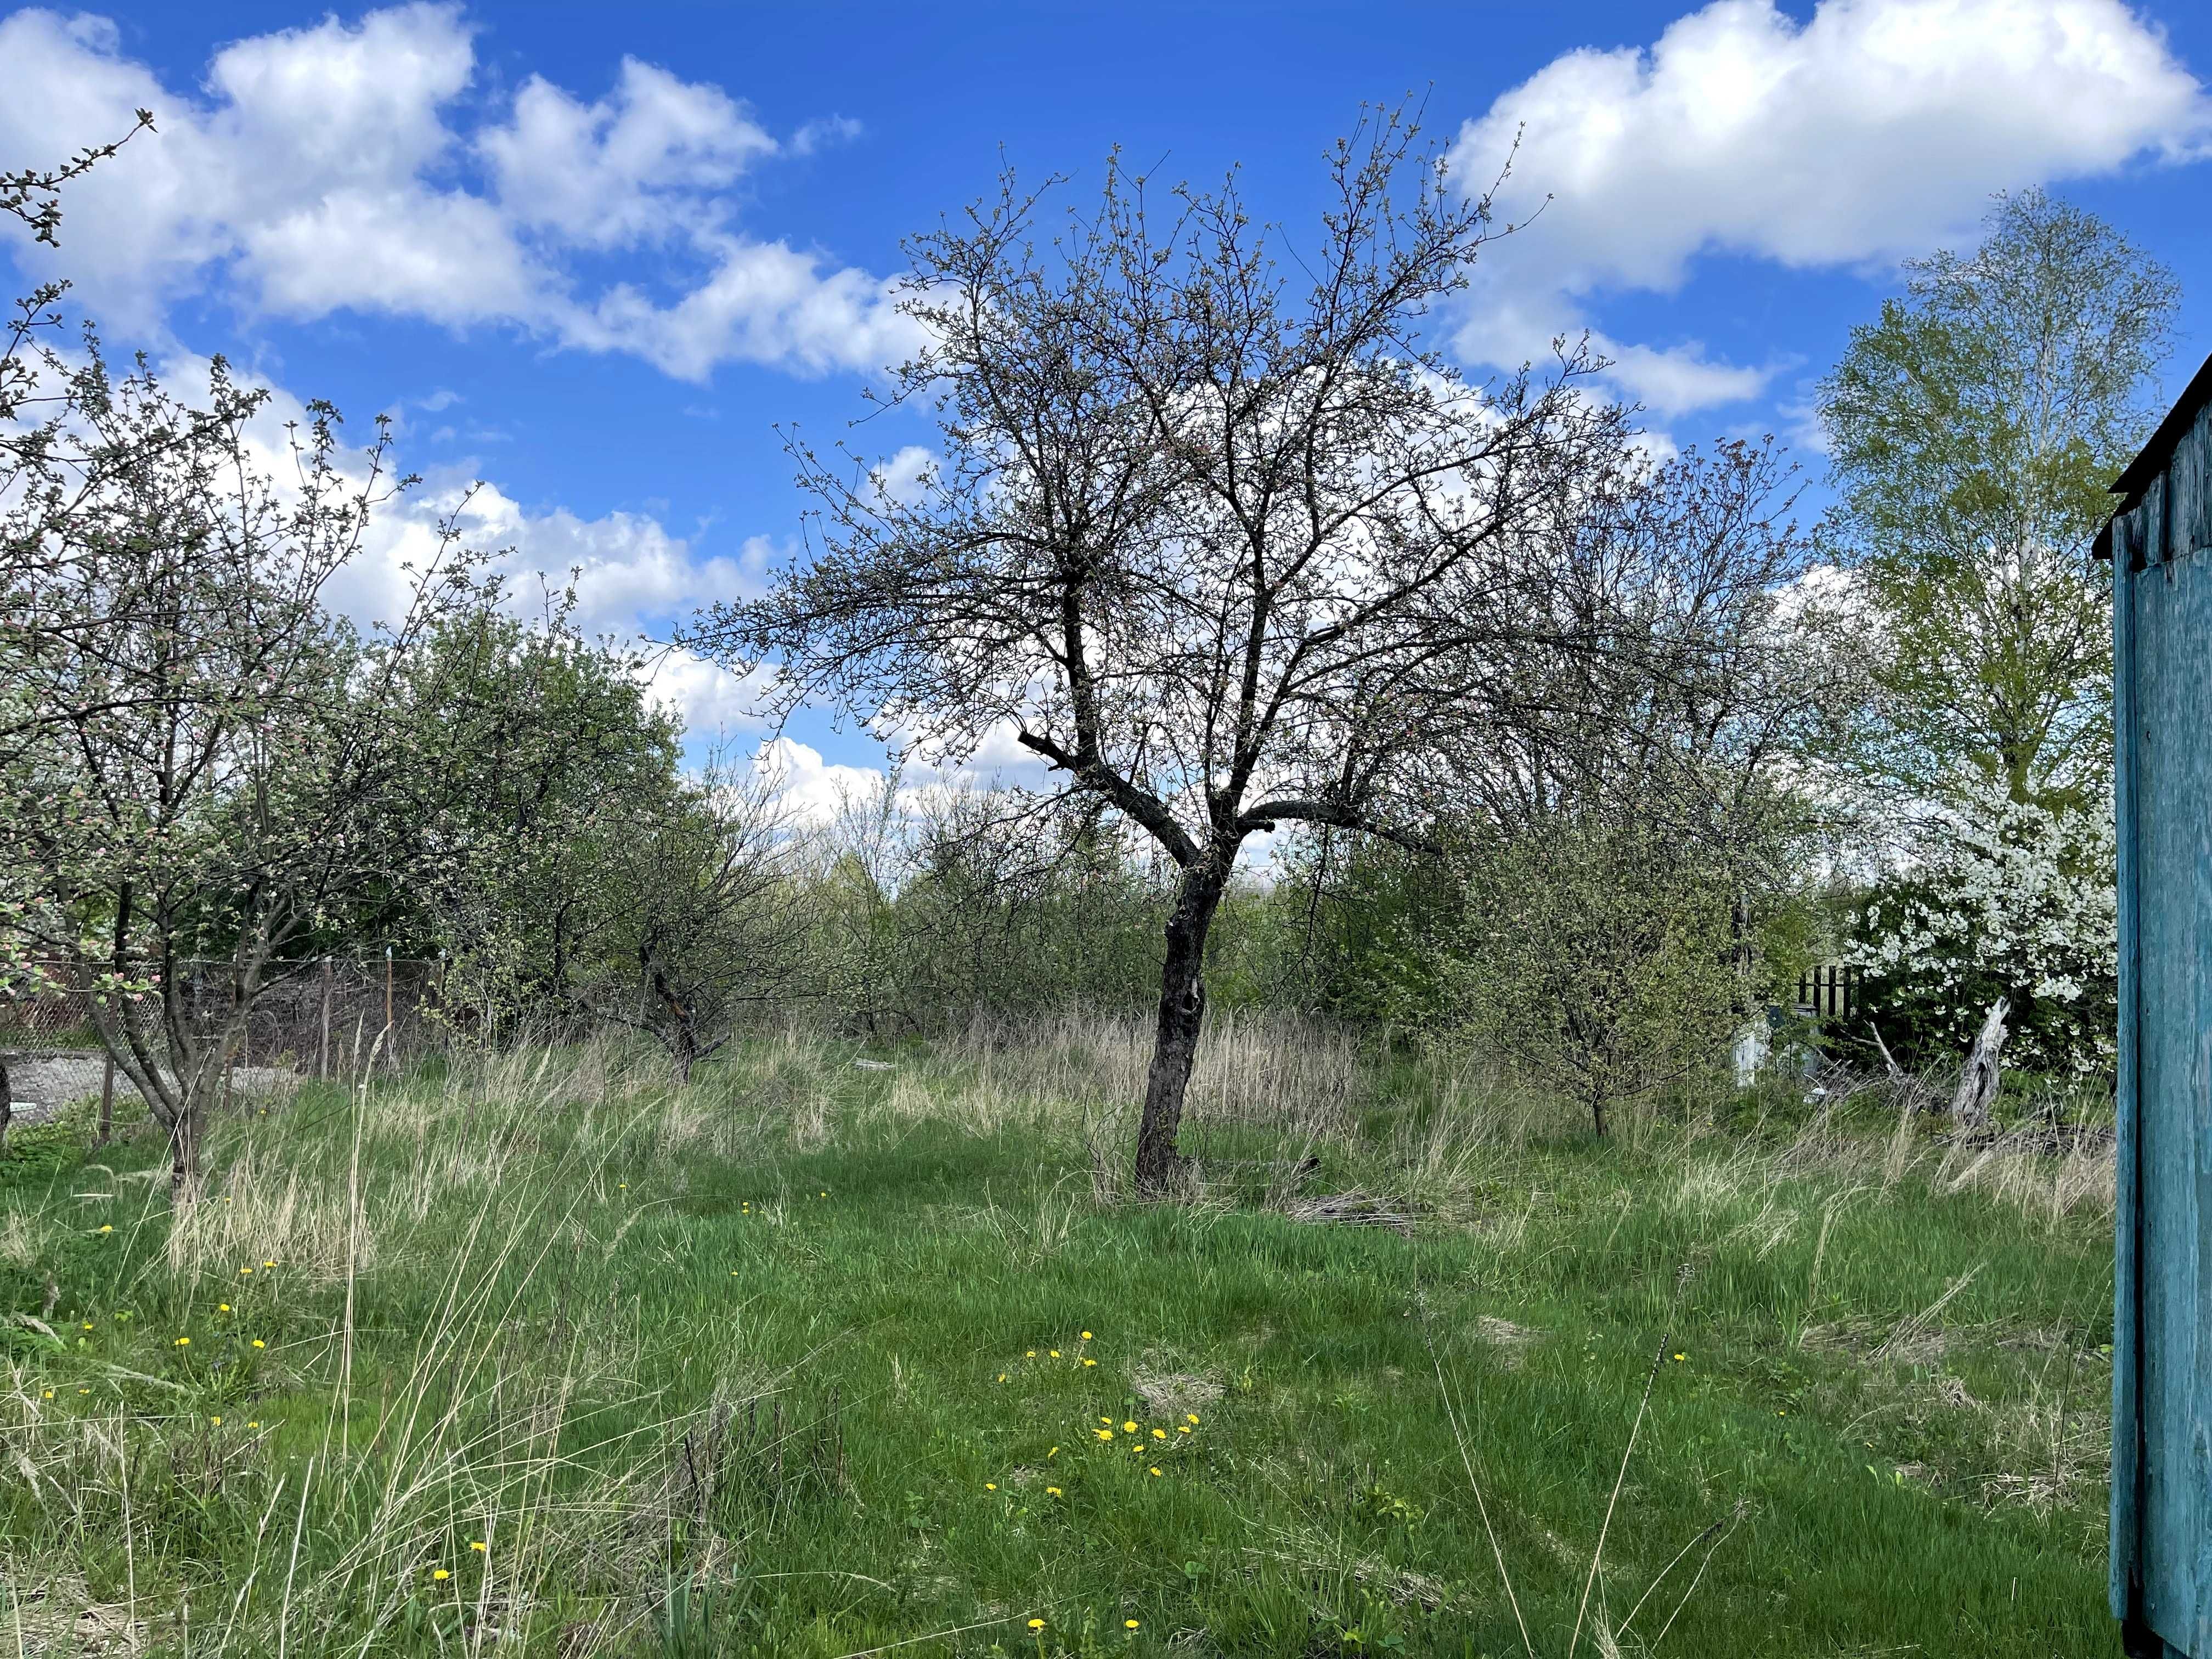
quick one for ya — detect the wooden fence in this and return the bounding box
[1795,963,1862,1021]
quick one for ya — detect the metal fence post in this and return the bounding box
[97,1054,114,1146]
[384,945,396,1070]
[319,956,333,1081]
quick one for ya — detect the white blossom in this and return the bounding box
[1849,774,2116,1076]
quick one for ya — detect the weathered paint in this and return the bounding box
[2103,359,2212,1658]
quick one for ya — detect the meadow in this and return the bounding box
[1,1020,2118,1656]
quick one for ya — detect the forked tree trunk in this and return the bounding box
[1135,867,1227,1195]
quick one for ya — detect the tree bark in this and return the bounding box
[169,1102,202,1195]
[1950,996,2010,1131]
[1135,867,1227,1195]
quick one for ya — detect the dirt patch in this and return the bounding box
[1472,1315,1544,1367]
[1132,1367,1224,1419]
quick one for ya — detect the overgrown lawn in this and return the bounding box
[1,1024,2118,1655]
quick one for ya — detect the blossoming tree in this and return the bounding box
[1850,774,2117,1079]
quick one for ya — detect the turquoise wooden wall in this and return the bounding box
[2104,360,2212,1659]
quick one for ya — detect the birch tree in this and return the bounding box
[1816,188,2178,805]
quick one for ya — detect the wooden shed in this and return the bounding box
[2097,349,2212,1658]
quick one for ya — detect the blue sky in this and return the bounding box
[6,0,2211,805]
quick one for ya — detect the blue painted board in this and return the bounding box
[2111,404,2212,1657]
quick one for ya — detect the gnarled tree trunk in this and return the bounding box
[1950,996,2010,1132]
[1135,866,1227,1195]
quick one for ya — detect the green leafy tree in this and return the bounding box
[573,762,805,1083]
[1816,188,2179,804]
[396,596,684,1034]
[1443,818,1745,1135]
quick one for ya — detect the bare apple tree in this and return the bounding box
[689,110,1634,1191]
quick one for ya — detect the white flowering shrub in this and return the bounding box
[1849,777,2117,1077]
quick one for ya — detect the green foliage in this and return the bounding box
[1434,819,1753,1133]
[1816,188,2177,803]
[1268,834,1459,1030]
[397,597,684,1029]
[574,763,804,1079]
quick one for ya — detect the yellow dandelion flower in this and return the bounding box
[1126,1620,1141,1630]
[432,1568,449,1581]
[1100,1417,1111,1425]
[1177,1425,1192,1434]
[210,1415,222,1426]
[998,1373,1008,1383]
[820,1190,828,1197]
[1151,1428,1166,1440]
[1185,1413,1199,1424]
[263,1260,275,1268]
[1028,1618,1045,1630]
[1047,1446,1059,1457]
[985,1483,998,1491]
[1148,1466,1162,1476]
[77,1388,89,1395]
[239,1267,251,1276]
[98,1224,113,1234]
[247,1420,259,1427]
[1122,1421,1137,1432]
[470,1541,487,1551]
[1080,1331,1093,1340]
[1026,1350,1036,1358]
[1084,1358,1097,1367]
[251,1339,266,1348]
[1049,1350,1061,1358]
[41,1389,53,1399]
[218,1303,231,1312]
[1096,1429,1114,1441]
[174,1336,190,1346]
[1672,1353,1686,1363]
[82,1323,93,1330]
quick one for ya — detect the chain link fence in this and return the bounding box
[1,956,448,1081]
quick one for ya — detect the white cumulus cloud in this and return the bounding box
[0,4,916,379]
[1449,0,2212,413]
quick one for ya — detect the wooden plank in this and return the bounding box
[2193,407,2212,557]
[2114,533,2144,1624]
[2170,435,2198,566]
[2130,530,2212,1652]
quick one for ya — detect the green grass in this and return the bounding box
[0,1024,2119,1656]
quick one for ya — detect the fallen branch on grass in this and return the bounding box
[1282,1190,1419,1232]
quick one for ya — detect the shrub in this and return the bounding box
[1850,777,2116,1077]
